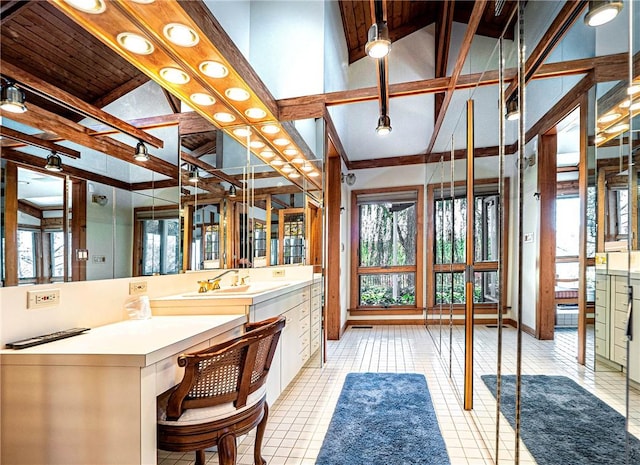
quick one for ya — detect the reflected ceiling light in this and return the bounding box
[0,81,27,113]
[283,148,298,156]
[260,150,275,159]
[292,156,305,164]
[505,97,520,120]
[117,32,154,55]
[245,107,267,119]
[630,101,640,112]
[64,0,106,14]
[628,83,640,95]
[131,0,154,3]
[604,122,629,134]
[228,184,237,198]
[188,167,199,183]
[190,92,215,106]
[159,67,190,84]
[281,165,295,173]
[134,141,149,161]
[597,112,621,124]
[584,1,623,27]
[232,127,252,137]
[273,138,290,146]
[261,124,280,134]
[620,99,631,108]
[594,134,606,144]
[308,170,320,177]
[249,140,265,149]
[365,21,391,59]
[45,151,63,172]
[301,163,314,172]
[213,112,236,123]
[225,87,250,101]
[271,158,285,166]
[163,23,199,47]
[376,114,392,135]
[289,172,301,179]
[199,60,229,78]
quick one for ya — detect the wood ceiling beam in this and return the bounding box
[2,148,132,190]
[434,0,454,119]
[278,53,627,121]
[0,102,178,179]
[504,0,588,101]
[0,60,164,149]
[85,111,215,137]
[163,89,181,114]
[426,0,487,154]
[180,170,224,195]
[17,200,42,220]
[130,179,179,191]
[180,152,243,188]
[323,107,350,169]
[90,74,150,110]
[0,126,81,159]
[190,138,217,158]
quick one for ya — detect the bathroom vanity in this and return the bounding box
[0,314,245,465]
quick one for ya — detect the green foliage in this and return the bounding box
[360,283,416,306]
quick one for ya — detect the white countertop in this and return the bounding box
[0,314,246,368]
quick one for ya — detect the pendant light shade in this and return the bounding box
[228,184,237,198]
[134,141,149,161]
[188,167,199,183]
[505,97,520,121]
[0,81,27,113]
[45,152,63,172]
[365,21,391,59]
[376,114,392,135]
[584,0,623,27]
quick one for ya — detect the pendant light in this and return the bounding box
[584,0,623,27]
[45,151,63,172]
[0,81,27,114]
[376,114,392,135]
[188,166,199,183]
[134,141,149,161]
[505,97,520,121]
[365,21,391,59]
[228,184,237,198]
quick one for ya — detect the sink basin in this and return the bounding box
[181,282,291,298]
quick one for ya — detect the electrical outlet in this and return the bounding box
[27,289,60,309]
[272,269,285,278]
[129,281,148,295]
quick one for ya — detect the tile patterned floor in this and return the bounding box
[158,324,639,465]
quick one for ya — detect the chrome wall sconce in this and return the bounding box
[365,21,391,59]
[341,172,356,186]
[133,140,149,161]
[228,184,237,198]
[584,0,623,27]
[0,80,27,114]
[92,194,108,207]
[505,96,520,121]
[44,151,63,172]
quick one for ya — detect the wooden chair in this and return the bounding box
[157,316,286,465]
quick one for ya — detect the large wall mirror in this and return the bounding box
[180,118,324,273]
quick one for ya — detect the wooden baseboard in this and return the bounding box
[345,317,520,327]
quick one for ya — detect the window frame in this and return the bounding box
[426,178,509,314]
[350,185,424,315]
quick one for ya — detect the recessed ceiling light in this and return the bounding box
[289,172,301,179]
[159,67,190,84]
[261,124,280,134]
[233,127,252,137]
[190,93,215,106]
[260,150,275,158]
[301,163,314,172]
[64,0,106,14]
[292,156,305,164]
[620,99,631,108]
[245,107,267,119]
[584,0,623,27]
[628,83,640,95]
[594,134,606,144]
[131,0,154,3]
[199,61,229,78]
[117,32,154,55]
[213,112,236,123]
[274,138,290,146]
[283,148,298,156]
[604,122,629,134]
[271,159,285,166]
[630,102,640,112]
[250,140,265,149]
[281,165,294,173]
[308,171,320,177]
[225,87,250,101]
[163,23,199,47]
[598,112,621,124]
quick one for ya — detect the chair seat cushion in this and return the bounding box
[158,385,266,426]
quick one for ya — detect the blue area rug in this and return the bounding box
[315,373,450,465]
[482,374,640,465]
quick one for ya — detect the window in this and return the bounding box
[351,187,423,312]
[17,229,37,280]
[141,219,180,275]
[429,181,507,309]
